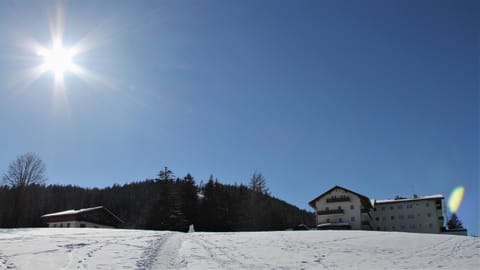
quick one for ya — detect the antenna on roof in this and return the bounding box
[411,184,416,198]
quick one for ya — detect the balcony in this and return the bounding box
[326,196,351,203]
[317,209,344,215]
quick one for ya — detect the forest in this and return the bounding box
[0,165,314,231]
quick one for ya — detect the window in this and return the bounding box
[326,219,330,223]
[339,218,343,222]
[408,214,415,219]
[407,204,413,209]
[350,205,354,210]
[377,227,380,231]
[375,217,379,221]
[53,224,56,227]
[398,205,403,209]
[399,215,404,220]
[400,225,406,230]
[392,226,396,230]
[390,206,394,210]
[390,216,395,220]
[351,217,355,222]
[60,224,63,228]
[80,223,86,228]
[426,203,430,207]
[409,224,416,229]
[373,208,377,212]
[381,207,385,211]
[427,213,431,217]
[429,223,433,228]
[382,217,386,221]
[67,223,70,227]
[325,207,329,211]
[419,224,422,228]
[417,213,421,217]
[338,206,342,210]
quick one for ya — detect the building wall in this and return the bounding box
[311,186,446,234]
[313,188,364,230]
[48,221,113,229]
[370,198,444,233]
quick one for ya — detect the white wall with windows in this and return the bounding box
[313,188,366,230]
[48,221,113,229]
[310,186,445,234]
[370,197,444,233]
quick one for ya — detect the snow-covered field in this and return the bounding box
[0,228,478,269]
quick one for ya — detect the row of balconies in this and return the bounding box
[317,209,344,215]
[326,196,351,203]
[317,208,371,216]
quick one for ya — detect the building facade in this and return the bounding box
[308,186,373,230]
[310,186,447,234]
[370,196,444,233]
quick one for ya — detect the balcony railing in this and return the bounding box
[317,209,344,215]
[326,196,351,203]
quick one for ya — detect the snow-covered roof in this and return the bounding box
[374,194,444,204]
[41,206,105,218]
[309,185,372,208]
[316,222,351,227]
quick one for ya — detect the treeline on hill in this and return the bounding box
[0,173,314,231]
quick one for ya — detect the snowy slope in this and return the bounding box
[0,229,478,270]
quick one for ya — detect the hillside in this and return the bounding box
[0,177,313,231]
[0,229,477,269]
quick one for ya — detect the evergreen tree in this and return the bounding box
[447,213,464,229]
[157,167,174,181]
[0,172,313,231]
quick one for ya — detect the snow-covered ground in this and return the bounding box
[0,228,478,269]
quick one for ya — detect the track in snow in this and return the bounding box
[0,229,478,269]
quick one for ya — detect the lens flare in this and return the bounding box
[448,186,465,213]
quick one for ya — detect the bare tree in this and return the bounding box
[3,152,47,187]
[249,171,269,195]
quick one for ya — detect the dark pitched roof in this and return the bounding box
[41,206,124,225]
[308,185,372,209]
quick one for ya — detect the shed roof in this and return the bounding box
[41,206,124,224]
[41,206,104,218]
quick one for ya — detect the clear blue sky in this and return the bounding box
[0,0,478,234]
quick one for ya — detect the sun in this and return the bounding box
[38,39,76,80]
[15,1,118,94]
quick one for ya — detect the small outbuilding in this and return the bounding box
[41,206,123,228]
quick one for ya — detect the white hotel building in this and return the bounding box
[309,186,446,234]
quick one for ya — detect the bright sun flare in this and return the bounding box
[38,40,76,79]
[19,2,113,94]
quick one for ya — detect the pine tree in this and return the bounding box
[157,166,174,181]
[447,213,464,229]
